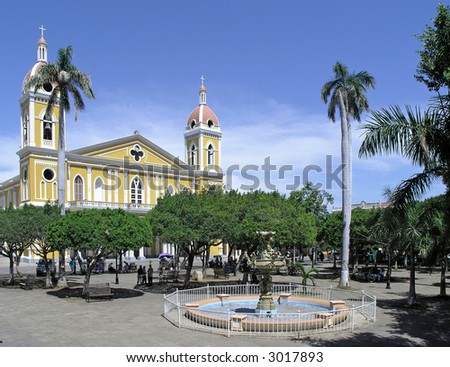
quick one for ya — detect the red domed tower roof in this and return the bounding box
[186,83,220,129]
[22,26,49,93]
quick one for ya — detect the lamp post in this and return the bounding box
[115,252,119,285]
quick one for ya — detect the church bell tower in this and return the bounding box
[184,78,222,172]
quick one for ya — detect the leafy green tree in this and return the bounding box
[289,182,333,263]
[416,4,450,91]
[318,211,342,260]
[147,191,223,288]
[416,195,448,296]
[0,206,29,282]
[47,209,151,293]
[321,62,375,287]
[24,46,95,286]
[25,204,60,287]
[350,208,382,267]
[0,204,60,284]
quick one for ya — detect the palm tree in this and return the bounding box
[321,62,375,287]
[24,46,95,286]
[359,104,450,258]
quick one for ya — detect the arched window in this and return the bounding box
[131,177,142,204]
[43,120,52,141]
[22,168,29,200]
[207,144,214,165]
[166,184,175,196]
[94,177,105,202]
[74,176,84,201]
[190,144,196,166]
[23,114,29,146]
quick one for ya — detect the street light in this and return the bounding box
[115,252,119,285]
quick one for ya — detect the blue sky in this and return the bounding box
[0,0,446,207]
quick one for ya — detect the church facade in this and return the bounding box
[0,31,224,261]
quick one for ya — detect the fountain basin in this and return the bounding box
[185,295,348,332]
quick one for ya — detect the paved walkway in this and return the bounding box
[0,258,449,347]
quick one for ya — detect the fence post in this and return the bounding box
[177,302,182,328]
[351,304,355,331]
[373,296,377,322]
[297,311,301,339]
[227,309,231,337]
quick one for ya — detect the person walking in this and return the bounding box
[142,266,147,285]
[147,264,153,286]
[137,265,143,284]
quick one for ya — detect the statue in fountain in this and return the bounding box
[253,231,285,314]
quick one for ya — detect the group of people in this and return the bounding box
[137,264,153,285]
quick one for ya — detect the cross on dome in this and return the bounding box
[200,75,205,87]
[39,25,46,39]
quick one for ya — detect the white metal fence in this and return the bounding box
[163,283,376,338]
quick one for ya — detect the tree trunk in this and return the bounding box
[183,252,195,289]
[386,248,392,289]
[57,249,68,288]
[407,246,416,305]
[8,255,14,283]
[14,255,23,278]
[82,258,97,295]
[440,255,446,297]
[339,91,351,288]
[56,103,67,287]
[44,255,53,288]
[58,107,66,216]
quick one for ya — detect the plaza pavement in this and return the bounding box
[0,257,449,347]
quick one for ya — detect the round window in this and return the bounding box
[43,83,53,92]
[43,168,55,181]
[190,120,196,129]
[208,120,214,128]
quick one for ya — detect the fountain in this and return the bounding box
[251,231,285,314]
[174,231,361,336]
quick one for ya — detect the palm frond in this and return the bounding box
[390,169,439,210]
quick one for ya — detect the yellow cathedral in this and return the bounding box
[0,31,224,261]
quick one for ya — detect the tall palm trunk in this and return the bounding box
[57,106,67,287]
[339,91,351,287]
[407,245,417,305]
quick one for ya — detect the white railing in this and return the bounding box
[163,283,376,338]
[68,200,154,211]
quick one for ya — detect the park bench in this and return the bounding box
[213,267,229,279]
[19,275,35,290]
[159,270,177,282]
[86,283,113,302]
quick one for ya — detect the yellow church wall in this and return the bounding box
[28,157,58,203]
[0,184,20,209]
[81,142,174,168]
